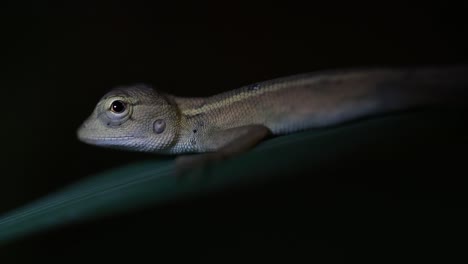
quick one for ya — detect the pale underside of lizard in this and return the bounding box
[77,66,468,171]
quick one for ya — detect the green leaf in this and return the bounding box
[0,108,464,245]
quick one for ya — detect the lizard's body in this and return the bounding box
[77,66,468,169]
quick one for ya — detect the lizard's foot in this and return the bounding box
[174,125,271,179]
[174,153,224,178]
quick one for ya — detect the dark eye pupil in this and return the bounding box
[111,100,126,113]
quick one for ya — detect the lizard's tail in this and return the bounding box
[377,65,468,111]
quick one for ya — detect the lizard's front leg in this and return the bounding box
[175,125,271,174]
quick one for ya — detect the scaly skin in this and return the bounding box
[77,66,468,160]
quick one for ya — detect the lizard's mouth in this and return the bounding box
[77,135,136,145]
[76,124,136,145]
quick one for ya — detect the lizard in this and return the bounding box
[77,66,468,172]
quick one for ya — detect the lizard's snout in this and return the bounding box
[76,123,87,142]
[76,120,94,143]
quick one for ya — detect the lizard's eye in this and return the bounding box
[110,100,127,114]
[103,98,132,124]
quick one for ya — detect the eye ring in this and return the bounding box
[103,97,132,125]
[110,100,127,114]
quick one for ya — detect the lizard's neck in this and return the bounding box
[161,96,209,154]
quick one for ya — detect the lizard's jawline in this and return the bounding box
[79,136,136,145]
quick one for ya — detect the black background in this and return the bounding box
[1,2,468,262]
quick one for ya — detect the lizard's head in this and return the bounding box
[77,84,180,153]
